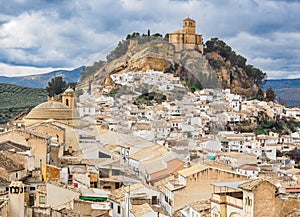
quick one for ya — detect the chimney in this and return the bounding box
[109,164,113,177]
[68,146,73,154]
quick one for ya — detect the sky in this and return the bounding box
[0,0,299,79]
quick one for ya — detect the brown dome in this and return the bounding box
[25,101,78,120]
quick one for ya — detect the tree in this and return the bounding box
[46,76,67,96]
[256,88,264,101]
[67,82,77,90]
[265,87,276,102]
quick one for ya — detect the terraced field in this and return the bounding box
[0,83,47,124]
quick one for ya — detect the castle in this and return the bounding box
[169,18,204,53]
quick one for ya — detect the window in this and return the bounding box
[39,196,45,204]
[111,202,114,209]
[117,205,121,214]
[245,197,252,206]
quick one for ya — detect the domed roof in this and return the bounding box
[25,101,78,120]
[63,87,75,96]
[34,101,70,109]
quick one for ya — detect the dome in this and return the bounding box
[34,101,70,109]
[63,87,75,96]
[25,101,78,121]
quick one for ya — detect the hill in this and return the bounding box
[264,78,300,107]
[0,83,47,124]
[0,66,85,88]
[78,34,266,99]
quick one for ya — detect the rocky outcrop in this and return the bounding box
[79,38,258,97]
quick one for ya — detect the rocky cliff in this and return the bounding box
[79,37,261,98]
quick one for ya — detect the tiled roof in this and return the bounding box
[131,203,153,217]
[177,164,207,178]
[238,179,275,191]
[129,144,168,161]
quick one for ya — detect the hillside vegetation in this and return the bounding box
[80,33,266,98]
[0,83,47,124]
[204,38,267,97]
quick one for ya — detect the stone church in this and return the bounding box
[169,18,204,53]
[23,87,79,126]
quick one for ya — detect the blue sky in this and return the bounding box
[0,0,299,79]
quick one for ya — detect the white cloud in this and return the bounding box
[0,0,299,78]
[0,62,64,77]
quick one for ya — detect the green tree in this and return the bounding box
[265,87,276,102]
[46,76,67,96]
[256,88,264,101]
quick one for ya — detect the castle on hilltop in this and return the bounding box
[169,18,204,54]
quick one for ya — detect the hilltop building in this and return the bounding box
[169,18,204,53]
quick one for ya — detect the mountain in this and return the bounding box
[264,78,300,107]
[0,66,85,88]
[0,83,47,124]
[78,36,265,99]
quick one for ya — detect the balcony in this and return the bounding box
[211,193,243,209]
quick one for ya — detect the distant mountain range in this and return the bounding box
[263,78,300,107]
[0,66,85,88]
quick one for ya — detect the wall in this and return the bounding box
[275,197,300,217]
[73,199,109,217]
[172,168,247,213]
[9,130,49,168]
[46,182,80,207]
[27,124,65,143]
[253,182,276,217]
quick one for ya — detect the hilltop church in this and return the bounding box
[169,18,204,53]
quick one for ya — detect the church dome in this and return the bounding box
[25,101,78,121]
[63,87,75,96]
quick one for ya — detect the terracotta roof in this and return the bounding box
[189,200,211,212]
[184,17,196,22]
[131,203,153,217]
[0,152,24,172]
[129,144,168,161]
[286,168,300,175]
[177,164,207,178]
[0,141,30,152]
[238,179,275,191]
[238,164,259,171]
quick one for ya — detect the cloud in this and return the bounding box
[0,62,61,77]
[0,0,299,79]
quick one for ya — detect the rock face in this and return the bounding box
[79,39,220,92]
[79,38,257,97]
[206,52,259,97]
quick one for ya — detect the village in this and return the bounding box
[0,18,299,217]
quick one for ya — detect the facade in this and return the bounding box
[161,164,248,215]
[210,179,300,217]
[169,18,204,53]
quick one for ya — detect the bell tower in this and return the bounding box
[183,18,196,35]
[62,87,75,108]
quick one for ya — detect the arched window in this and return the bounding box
[66,99,69,106]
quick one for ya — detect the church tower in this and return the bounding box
[169,18,203,54]
[183,18,196,34]
[62,87,75,108]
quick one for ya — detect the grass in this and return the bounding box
[0,83,47,124]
